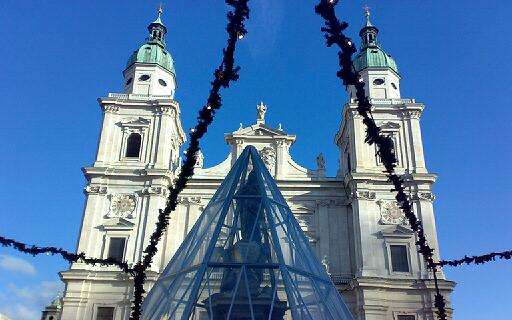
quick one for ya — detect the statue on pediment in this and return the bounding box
[194,150,204,168]
[316,153,326,171]
[256,102,267,124]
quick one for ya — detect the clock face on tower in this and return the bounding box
[109,194,137,218]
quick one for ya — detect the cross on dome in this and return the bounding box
[363,5,373,27]
[157,3,163,19]
[148,4,167,43]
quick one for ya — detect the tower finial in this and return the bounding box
[363,5,372,27]
[158,3,163,19]
[147,2,167,43]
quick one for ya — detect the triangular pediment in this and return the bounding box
[118,117,151,127]
[233,123,287,137]
[379,224,414,238]
[98,217,135,230]
[379,121,400,130]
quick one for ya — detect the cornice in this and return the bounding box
[60,269,160,282]
[352,277,456,291]
[345,171,437,184]
[82,166,175,181]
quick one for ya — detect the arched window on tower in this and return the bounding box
[126,133,142,158]
[368,33,374,44]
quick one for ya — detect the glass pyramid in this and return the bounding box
[142,146,354,320]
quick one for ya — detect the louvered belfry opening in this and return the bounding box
[141,146,354,320]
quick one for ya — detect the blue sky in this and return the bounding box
[0,1,511,319]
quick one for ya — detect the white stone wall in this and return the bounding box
[60,96,453,319]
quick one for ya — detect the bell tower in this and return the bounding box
[59,8,185,320]
[347,7,401,100]
[123,6,177,97]
[336,9,454,320]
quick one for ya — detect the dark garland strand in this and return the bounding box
[438,249,512,267]
[128,1,250,319]
[314,1,447,319]
[0,235,133,274]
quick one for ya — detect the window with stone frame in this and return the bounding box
[118,117,150,162]
[396,315,416,320]
[96,306,115,320]
[376,131,399,165]
[374,122,402,167]
[107,237,126,263]
[390,244,410,272]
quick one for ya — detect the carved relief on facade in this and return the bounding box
[154,106,176,116]
[141,186,168,197]
[84,185,108,195]
[376,200,406,225]
[177,196,202,205]
[259,146,276,173]
[401,109,422,119]
[294,214,316,242]
[107,194,137,219]
[350,190,376,201]
[414,191,436,202]
[103,105,119,114]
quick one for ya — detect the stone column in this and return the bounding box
[95,105,118,164]
[350,191,380,277]
[155,106,173,168]
[275,140,286,179]
[405,110,427,173]
[316,200,331,264]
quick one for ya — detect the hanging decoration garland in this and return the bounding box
[438,249,512,267]
[0,2,250,319]
[1,1,511,319]
[314,0,447,318]
[128,1,250,319]
[0,235,132,273]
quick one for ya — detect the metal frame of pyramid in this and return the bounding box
[142,145,354,320]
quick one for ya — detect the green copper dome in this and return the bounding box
[353,47,398,73]
[353,8,398,74]
[126,42,175,73]
[125,7,175,75]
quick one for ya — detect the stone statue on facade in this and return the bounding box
[316,153,326,177]
[257,102,267,124]
[322,255,331,276]
[316,153,326,170]
[194,150,204,168]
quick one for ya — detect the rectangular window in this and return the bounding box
[376,132,399,166]
[397,315,415,320]
[107,237,126,263]
[390,245,410,272]
[96,306,115,320]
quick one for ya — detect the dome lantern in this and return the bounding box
[349,8,402,100]
[123,6,177,97]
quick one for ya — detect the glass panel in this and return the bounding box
[96,307,115,320]
[390,245,409,272]
[141,146,354,320]
[107,237,125,262]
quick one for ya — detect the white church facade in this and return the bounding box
[55,9,455,320]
